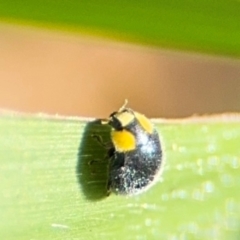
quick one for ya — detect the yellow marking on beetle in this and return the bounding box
[134,112,153,133]
[111,130,136,152]
[114,111,135,127]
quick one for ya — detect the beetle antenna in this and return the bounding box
[118,99,128,112]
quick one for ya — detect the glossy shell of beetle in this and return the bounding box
[105,104,163,195]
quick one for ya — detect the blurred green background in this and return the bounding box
[0,0,240,56]
[0,0,240,118]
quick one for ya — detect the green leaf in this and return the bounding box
[0,113,240,239]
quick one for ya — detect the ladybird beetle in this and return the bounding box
[98,100,163,195]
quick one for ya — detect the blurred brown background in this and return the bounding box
[0,24,240,118]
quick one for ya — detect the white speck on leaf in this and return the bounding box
[51,223,69,229]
